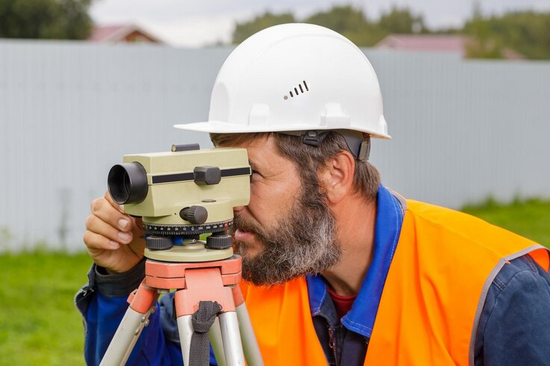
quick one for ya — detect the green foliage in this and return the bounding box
[303,5,384,46]
[462,198,550,248]
[304,6,369,35]
[0,0,93,40]
[232,12,296,44]
[232,6,421,47]
[0,251,92,365]
[379,6,426,34]
[231,5,550,59]
[463,11,550,59]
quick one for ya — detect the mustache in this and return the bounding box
[233,214,262,234]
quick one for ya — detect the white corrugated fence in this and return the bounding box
[0,40,549,251]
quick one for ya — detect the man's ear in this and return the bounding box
[318,151,355,204]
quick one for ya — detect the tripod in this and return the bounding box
[99,243,264,366]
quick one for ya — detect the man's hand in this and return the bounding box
[84,191,145,273]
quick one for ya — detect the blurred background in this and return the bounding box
[0,0,549,364]
[1,0,550,252]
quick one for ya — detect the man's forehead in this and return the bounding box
[210,132,270,148]
[211,132,292,167]
[234,135,293,170]
[237,135,277,160]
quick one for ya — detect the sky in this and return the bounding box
[89,0,550,47]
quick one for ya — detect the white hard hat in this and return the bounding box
[175,23,390,139]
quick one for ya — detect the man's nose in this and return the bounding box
[233,205,245,213]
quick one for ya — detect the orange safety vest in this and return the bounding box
[239,200,550,366]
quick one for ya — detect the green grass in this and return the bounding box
[0,198,548,365]
[0,251,92,366]
[462,197,550,248]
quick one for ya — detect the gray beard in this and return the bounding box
[234,186,341,286]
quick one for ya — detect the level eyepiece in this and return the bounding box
[108,162,148,205]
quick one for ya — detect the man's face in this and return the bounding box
[231,135,341,286]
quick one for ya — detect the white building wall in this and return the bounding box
[0,40,549,251]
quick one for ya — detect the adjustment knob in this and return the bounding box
[146,236,173,250]
[194,166,221,185]
[179,206,208,224]
[206,234,233,250]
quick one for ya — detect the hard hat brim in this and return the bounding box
[174,121,391,139]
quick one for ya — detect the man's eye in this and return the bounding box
[250,170,260,181]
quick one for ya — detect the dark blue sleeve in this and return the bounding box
[76,262,217,365]
[474,254,550,366]
[86,292,174,365]
[76,262,178,366]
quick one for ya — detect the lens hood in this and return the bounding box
[108,162,148,204]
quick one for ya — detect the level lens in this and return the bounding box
[108,162,148,204]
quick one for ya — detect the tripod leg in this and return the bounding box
[209,317,227,366]
[219,312,246,366]
[236,302,264,366]
[100,283,158,366]
[176,314,194,366]
[232,286,264,366]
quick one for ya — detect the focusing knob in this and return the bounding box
[206,234,233,250]
[146,236,173,250]
[179,206,208,225]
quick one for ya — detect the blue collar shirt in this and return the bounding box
[307,185,404,365]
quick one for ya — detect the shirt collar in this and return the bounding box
[307,185,405,337]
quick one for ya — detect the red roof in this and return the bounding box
[376,35,468,54]
[88,24,164,44]
[375,34,526,60]
[89,25,127,42]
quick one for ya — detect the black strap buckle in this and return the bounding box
[300,130,370,161]
[302,130,329,147]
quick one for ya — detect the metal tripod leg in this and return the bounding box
[232,285,264,366]
[209,317,227,366]
[100,282,158,366]
[174,268,247,366]
[236,302,264,366]
[176,314,194,366]
[204,284,264,366]
[181,301,263,366]
[219,312,246,366]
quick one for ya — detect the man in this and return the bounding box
[77,24,550,365]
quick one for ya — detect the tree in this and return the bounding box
[232,12,296,44]
[231,5,550,59]
[303,5,386,46]
[304,5,368,35]
[463,10,550,59]
[231,6,424,48]
[0,0,93,40]
[306,6,386,46]
[378,7,427,34]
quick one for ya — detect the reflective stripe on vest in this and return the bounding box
[240,200,550,366]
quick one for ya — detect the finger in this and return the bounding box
[90,197,133,233]
[85,214,134,244]
[103,190,125,212]
[83,229,120,255]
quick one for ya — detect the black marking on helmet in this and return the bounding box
[285,81,310,100]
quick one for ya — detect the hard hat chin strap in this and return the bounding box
[282,130,371,162]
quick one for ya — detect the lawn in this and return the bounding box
[0,198,548,365]
[462,197,550,248]
[0,251,92,365]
